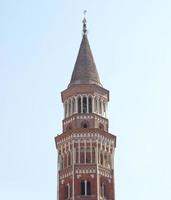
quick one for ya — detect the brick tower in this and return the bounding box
[55,15,116,200]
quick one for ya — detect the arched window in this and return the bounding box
[92,147,95,163]
[65,185,68,199]
[104,184,106,197]
[64,184,71,199]
[76,147,79,163]
[78,97,81,113]
[70,184,72,198]
[83,123,88,128]
[104,153,108,167]
[80,147,85,163]
[64,103,67,118]
[108,154,111,168]
[87,181,91,195]
[60,155,63,169]
[68,151,71,166]
[64,153,67,168]
[81,181,85,195]
[100,152,103,166]
[83,97,87,113]
[68,100,71,116]
[81,121,89,128]
[89,96,92,113]
[80,180,91,196]
[103,101,106,116]
[99,100,102,114]
[100,183,106,198]
[86,147,91,163]
[94,98,98,113]
[72,98,75,113]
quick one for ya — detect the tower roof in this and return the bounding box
[68,16,102,88]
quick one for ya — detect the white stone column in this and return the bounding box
[67,101,69,117]
[66,153,68,168]
[103,101,105,117]
[68,101,70,117]
[63,103,65,118]
[84,140,86,164]
[75,96,78,113]
[92,97,95,113]
[97,97,100,115]
[99,99,102,115]
[68,184,70,198]
[78,140,80,164]
[87,96,89,113]
[95,140,98,164]
[95,98,98,113]
[90,140,92,163]
[85,180,87,195]
[101,100,104,116]
[72,141,75,164]
[105,102,108,118]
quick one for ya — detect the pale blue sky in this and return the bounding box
[1,0,171,200]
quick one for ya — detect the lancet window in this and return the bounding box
[100,152,103,166]
[78,97,81,113]
[92,147,95,163]
[86,147,91,163]
[76,147,79,163]
[83,96,87,113]
[80,147,85,163]
[68,100,71,116]
[68,151,71,166]
[64,103,67,118]
[94,97,98,113]
[99,100,102,114]
[72,98,75,113]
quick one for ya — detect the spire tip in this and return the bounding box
[82,10,87,35]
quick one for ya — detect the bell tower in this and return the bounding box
[55,15,116,200]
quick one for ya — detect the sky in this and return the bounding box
[0,0,171,200]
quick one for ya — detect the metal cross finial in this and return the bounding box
[82,10,87,35]
[84,10,87,16]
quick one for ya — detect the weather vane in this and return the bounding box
[82,10,87,35]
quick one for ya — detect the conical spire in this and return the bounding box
[68,13,102,88]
